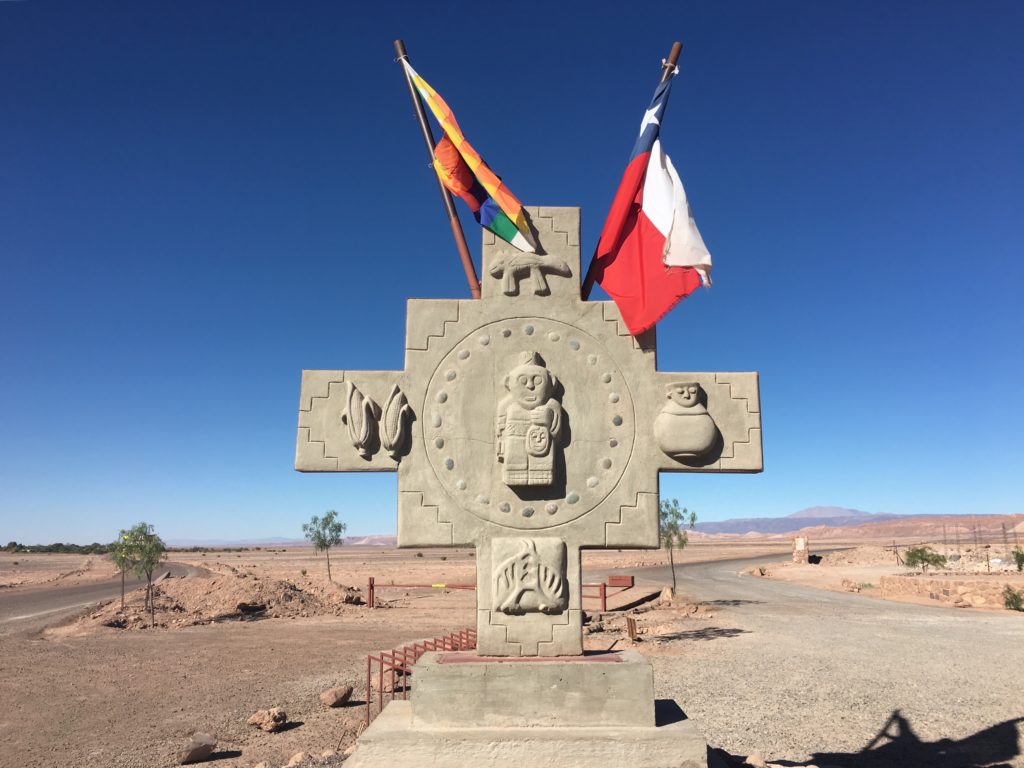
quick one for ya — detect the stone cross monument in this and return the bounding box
[295,206,762,659]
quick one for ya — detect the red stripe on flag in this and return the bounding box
[595,153,650,262]
[592,161,702,335]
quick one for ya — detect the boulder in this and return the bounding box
[247,707,288,732]
[320,684,354,708]
[659,586,674,603]
[745,754,767,768]
[285,752,306,767]
[177,732,217,764]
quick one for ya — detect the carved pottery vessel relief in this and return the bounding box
[654,382,718,459]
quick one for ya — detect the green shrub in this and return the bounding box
[415,552,423,558]
[1013,549,1024,572]
[904,546,947,573]
[301,568,307,576]
[1003,585,1023,612]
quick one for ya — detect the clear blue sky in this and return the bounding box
[2,1,1021,543]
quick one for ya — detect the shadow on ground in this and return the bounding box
[705,599,764,607]
[656,627,749,642]
[808,711,1023,768]
[206,751,243,762]
[717,710,1022,768]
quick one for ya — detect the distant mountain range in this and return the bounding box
[164,508,1022,548]
[167,535,396,548]
[694,507,899,535]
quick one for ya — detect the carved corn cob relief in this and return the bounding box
[340,381,381,459]
[381,384,414,460]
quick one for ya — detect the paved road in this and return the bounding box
[606,553,1024,767]
[0,562,206,636]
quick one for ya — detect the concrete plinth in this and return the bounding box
[346,700,707,768]
[346,651,707,768]
[412,649,654,727]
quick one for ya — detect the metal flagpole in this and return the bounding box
[581,41,683,301]
[394,39,481,299]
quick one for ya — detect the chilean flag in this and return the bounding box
[589,73,712,336]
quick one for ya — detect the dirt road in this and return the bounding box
[636,554,1024,767]
[0,562,205,636]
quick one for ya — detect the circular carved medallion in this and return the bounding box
[424,318,635,530]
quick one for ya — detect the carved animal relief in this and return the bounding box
[340,381,381,459]
[495,352,564,487]
[493,538,568,615]
[654,382,718,459]
[489,253,571,296]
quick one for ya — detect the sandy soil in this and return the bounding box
[0,543,787,768]
[7,541,1018,768]
[755,544,1024,611]
[0,553,115,589]
[168,540,796,589]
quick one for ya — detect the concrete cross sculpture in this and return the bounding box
[295,206,762,656]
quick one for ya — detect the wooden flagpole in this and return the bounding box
[580,41,683,301]
[394,39,481,299]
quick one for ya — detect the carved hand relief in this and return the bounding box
[495,352,564,487]
[340,381,381,459]
[654,382,718,459]
[493,538,568,615]
[489,253,571,296]
[381,384,414,460]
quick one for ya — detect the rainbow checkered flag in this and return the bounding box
[403,61,536,253]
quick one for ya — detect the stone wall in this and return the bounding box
[879,573,1024,609]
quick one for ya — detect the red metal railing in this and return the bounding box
[365,628,477,726]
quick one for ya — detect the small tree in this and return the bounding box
[903,546,947,573]
[659,498,697,591]
[124,522,166,627]
[108,529,137,611]
[1013,548,1024,572]
[303,510,346,582]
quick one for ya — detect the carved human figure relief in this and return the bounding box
[495,352,564,487]
[340,381,381,459]
[493,538,568,615]
[654,382,718,459]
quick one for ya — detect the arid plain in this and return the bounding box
[2,535,1022,768]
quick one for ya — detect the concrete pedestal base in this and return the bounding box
[346,651,707,768]
[346,700,707,768]
[412,649,655,727]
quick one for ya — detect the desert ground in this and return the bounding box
[1,540,1022,768]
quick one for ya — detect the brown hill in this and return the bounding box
[792,514,1023,543]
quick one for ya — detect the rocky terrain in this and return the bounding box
[49,563,364,635]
